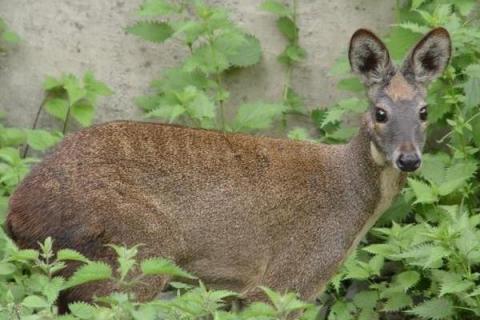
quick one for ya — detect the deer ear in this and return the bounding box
[401,28,451,85]
[349,29,394,85]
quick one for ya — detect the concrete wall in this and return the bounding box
[0,0,396,129]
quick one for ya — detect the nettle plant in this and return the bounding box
[321,1,480,320]
[127,0,290,132]
[1,1,480,320]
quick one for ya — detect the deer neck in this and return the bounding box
[341,123,407,253]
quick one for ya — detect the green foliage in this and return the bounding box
[0,17,20,52]
[128,0,271,132]
[321,2,480,318]
[1,1,480,319]
[43,72,112,133]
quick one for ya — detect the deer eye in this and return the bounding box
[419,106,428,121]
[375,108,388,123]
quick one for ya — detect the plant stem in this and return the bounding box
[62,104,72,135]
[216,73,226,132]
[22,95,48,158]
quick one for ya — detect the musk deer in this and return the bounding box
[6,28,451,310]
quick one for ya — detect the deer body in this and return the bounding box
[7,121,402,300]
[6,28,451,308]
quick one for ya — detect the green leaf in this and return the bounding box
[71,102,95,127]
[276,17,297,41]
[69,302,96,319]
[2,30,20,44]
[11,249,39,261]
[283,44,306,62]
[408,178,438,204]
[141,258,196,279]
[0,262,16,275]
[64,262,112,289]
[464,64,480,110]
[353,290,378,310]
[408,298,454,320]
[231,102,286,132]
[363,243,397,257]
[26,130,62,151]
[383,292,412,312]
[57,249,91,263]
[147,104,186,122]
[43,75,64,90]
[395,271,420,291]
[45,98,69,121]
[287,127,313,141]
[22,295,50,309]
[184,45,230,74]
[411,0,426,9]
[432,270,475,296]
[83,71,113,102]
[64,75,87,105]
[224,34,262,68]
[260,0,293,17]
[127,21,174,43]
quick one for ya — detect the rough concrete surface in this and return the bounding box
[0,0,396,129]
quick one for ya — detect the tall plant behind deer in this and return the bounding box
[6,28,451,311]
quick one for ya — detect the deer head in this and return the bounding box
[349,28,451,172]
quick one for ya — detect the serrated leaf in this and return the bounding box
[383,292,412,312]
[184,44,230,74]
[276,17,297,41]
[57,249,90,263]
[43,76,64,90]
[231,102,286,132]
[408,298,454,320]
[11,249,39,261]
[463,64,480,110]
[408,178,438,204]
[71,102,95,127]
[363,243,397,256]
[392,244,448,269]
[224,34,262,68]
[141,258,196,279]
[432,270,475,296]
[395,271,420,291]
[22,295,50,309]
[26,130,62,151]
[64,75,87,105]
[353,290,378,310]
[83,71,113,101]
[0,262,16,275]
[147,104,186,122]
[64,262,112,289]
[43,276,65,304]
[69,302,96,319]
[127,21,174,43]
[45,98,69,121]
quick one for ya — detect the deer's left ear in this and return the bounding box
[401,28,451,85]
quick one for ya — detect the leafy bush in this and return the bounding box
[1,0,480,319]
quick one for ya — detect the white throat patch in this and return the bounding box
[370,142,386,166]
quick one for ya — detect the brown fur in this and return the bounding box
[6,120,405,307]
[385,73,415,102]
[7,28,451,311]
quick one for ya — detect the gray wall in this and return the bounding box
[0,0,395,129]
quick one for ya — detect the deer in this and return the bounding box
[6,28,451,312]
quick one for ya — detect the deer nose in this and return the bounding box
[396,153,421,172]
